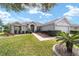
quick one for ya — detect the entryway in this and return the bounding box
[30,25,35,32]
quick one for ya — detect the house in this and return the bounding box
[9,22,42,34]
[9,17,78,34]
[40,17,70,33]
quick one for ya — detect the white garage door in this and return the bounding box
[55,26,69,33]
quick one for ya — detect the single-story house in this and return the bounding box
[8,17,79,34]
[9,22,42,34]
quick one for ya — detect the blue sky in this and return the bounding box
[0,3,79,24]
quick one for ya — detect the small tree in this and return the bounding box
[0,19,3,26]
[0,19,4,32]
[56,32,79,54]
[3,25,10,36]
[27,28,32,34]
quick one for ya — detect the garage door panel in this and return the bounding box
[55,26,69,32]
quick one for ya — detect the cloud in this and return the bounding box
[22,4,52,16]
[29,9,52,16]
[0,11,10,19]
[18,17,33,22]
[0,11,32,24]
[44,13,52,16]
[3,17,33,24]
[39,16,42,18]
[0,11,11,24]
[64,5,79,16]
[3,18,19,24]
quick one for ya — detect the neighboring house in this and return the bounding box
[70,24,79,31]
[9,17,79,34]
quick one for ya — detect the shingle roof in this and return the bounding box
[42,16,71,26]
[48,16,70,24]
[9,21,43,26]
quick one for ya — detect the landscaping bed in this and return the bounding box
[53,44,79,56]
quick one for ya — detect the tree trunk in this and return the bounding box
[66,41,73,53]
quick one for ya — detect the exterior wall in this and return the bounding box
[55,19,70,33]
[41,24,54,31]
[10,25,15,34]
[55,25,70,33]
[10,22,39,34]
[34,25,37,32]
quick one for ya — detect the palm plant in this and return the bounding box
[56,32,79,54]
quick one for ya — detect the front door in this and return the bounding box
[30,25,34,32]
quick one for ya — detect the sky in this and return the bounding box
[0,3,79,24]
[0,0,78,3]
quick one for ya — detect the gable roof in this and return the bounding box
[9,21,43,26]
[42,16,70,26]
[47,16,70,24]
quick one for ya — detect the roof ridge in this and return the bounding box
[47,16,66,24]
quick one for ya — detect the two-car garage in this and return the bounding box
[55,25,70,33]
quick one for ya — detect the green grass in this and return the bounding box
[0,32,4,36]
[0,34,57,56]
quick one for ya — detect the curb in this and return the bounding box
[52,44,61,56]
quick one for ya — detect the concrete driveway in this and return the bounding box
[32,33,56,41]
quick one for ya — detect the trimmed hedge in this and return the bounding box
[70,30,79,34]
[40,30,61,36]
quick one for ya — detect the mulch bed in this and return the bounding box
[55,44,79,56]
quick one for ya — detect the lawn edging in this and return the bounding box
[52,44,61,56]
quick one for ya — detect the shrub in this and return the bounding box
[3,25,11,36]
[70,30,79,34]
[40,30,61,36]
[27,28,32,34]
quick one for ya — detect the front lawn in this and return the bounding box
[0,32,4,36]
[0,34,57,56]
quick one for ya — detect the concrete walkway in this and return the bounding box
[32,33,56,41]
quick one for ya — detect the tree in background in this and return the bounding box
[0,19,3,32]
[0,19,3,26]
[3,24,11,36]
[0,3,56,12]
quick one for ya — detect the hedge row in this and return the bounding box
[70,30,79,34]
[40,30,61,36]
